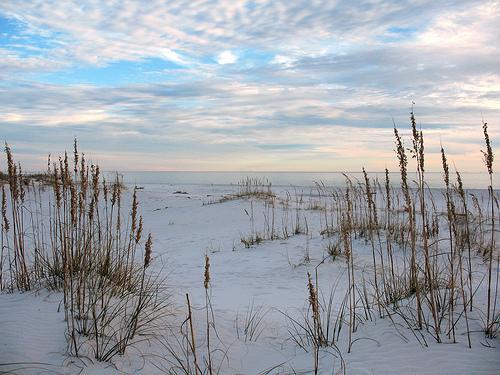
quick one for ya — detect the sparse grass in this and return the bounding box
[236,300,269,342]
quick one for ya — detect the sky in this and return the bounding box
[0,0,499,172]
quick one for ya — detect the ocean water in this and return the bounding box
[103,171,496,190]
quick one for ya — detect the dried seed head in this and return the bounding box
[307,272,319,316]
[456,171,464,199]
[481,121,494,176]
[144,233,153,268]
[441,147,450,188]
[80,153,87,194]
[70,182,77,225]
[411,109,419,147]
[102,178,108,202]
[363,168,371,200]
[111,174,121,206]
[53,166,62,208]
[92,165,100,203]
[47,153,51,174]
[409,109,425,173]
[135,215,143,244]
[58,157,65,192]
[73,138,79,176]
[18,162,25,203]
[5,143,19,201]
[342,222,351,259]
[111,181,118,206]
[114,176,122,231]
[364,168,379,226]
[63,152,70,188]
[2,186,9,231]
[419,130,425,173]
[79,190,84,216]
[131,186,138,233]
[385,168,391,211]
[394,127,410,204]
[204,255,210,289]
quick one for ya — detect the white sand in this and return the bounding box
[1,182,499,374]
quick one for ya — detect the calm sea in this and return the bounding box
[104,171,496,190]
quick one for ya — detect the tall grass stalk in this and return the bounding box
[482,121,497,337]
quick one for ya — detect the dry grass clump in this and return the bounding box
[237,177,275,198]
[0,141,169,362]
[2,143,31,291]
[288,112,498,367]
[204,177,276,206]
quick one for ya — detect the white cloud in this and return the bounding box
[160,48,188,66]
[271,54,296,68]
[216,50,237,65]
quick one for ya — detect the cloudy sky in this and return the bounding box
[0,0,498,172]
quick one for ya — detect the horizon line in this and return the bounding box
[23,169,492,174]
